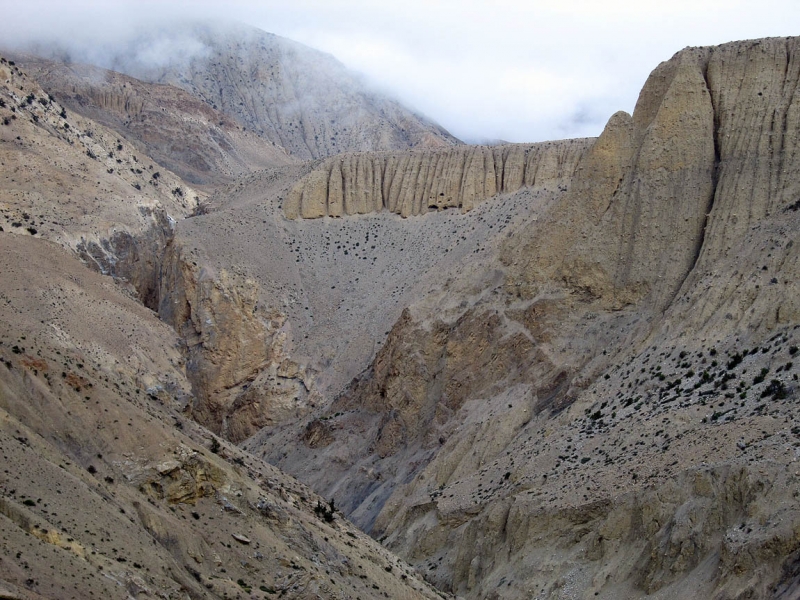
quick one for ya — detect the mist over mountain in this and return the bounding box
[9,20,459,161]
[1,19,799,600]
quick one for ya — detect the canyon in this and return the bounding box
[1,24,799,600]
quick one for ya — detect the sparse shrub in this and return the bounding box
[727,353,744,370]
[314,498,336,522]
[761,379,787,400]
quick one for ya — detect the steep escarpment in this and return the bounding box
[666,38,800,334]
[503,45,718,312]
[18,55,296,185]
[157,237,317,442]
[249,38,800,600]
[284,139,591,218]
[99,21,459,160]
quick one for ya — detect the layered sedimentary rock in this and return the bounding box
[284,139,591,219]
[254,38,800,600]
[158,238,316,442]
[19,56,296,185]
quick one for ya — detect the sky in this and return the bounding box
[2,0,800,143]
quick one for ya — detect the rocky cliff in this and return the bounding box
[284,140,590,218]
[248,37,800,600]
[157,237,317,443]
[17,55,296,185]
[0,234,446,600]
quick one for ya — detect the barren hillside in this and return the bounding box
[241,38,800,599]
[17,55,295,186]
[0,54,453,600]
[99,21,460,160]
[1,29,800,600]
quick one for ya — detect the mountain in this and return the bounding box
[17,55,295,186]
[0,54,447,600]
[99,21,460,160]
[240,38,800,599]
[2,29,800,600]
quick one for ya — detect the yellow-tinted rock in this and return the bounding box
[284,141,591,219]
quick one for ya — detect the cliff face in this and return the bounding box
[502,47,717,312]
[18,56,296,185]
[284,140,591,218]
[250,38,800,600]
[506,38,800,322]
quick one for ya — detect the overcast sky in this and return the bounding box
[3,0,800,143]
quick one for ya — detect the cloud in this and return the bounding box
[2,0,800,143]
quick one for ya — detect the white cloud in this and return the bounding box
[2,0,799,142]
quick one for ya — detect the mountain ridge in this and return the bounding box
[1,30,799,600]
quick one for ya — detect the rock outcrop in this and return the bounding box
[284,140,591,218]
[158,238,316,442]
